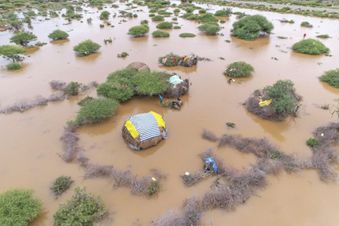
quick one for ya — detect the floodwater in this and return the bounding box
[0,2,339,226]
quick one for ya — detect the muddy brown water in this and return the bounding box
[0,2,339,226]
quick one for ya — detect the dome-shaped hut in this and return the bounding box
[122,111,167,150]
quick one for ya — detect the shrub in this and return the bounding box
[198,23,220,35]
[10,31,37,46]
[292,39,329,55]
[152,15,164,21]
[179,32,196,38]
[97,68,137,102]
[48,29,69,40]
[53,188,106,226]
[320,69,339,88]
[132,71,169,96]
[128,25,149,37]
[73,98,119,126]
[0,190,42,226]
[198,13,218,23]
[51,176,73,197]
[316,34,330,39]
[73,40,101,56]
[231,15,273,40]
[300,21,313,28]
[152,30,170,38]
[147,179,160,196]
[64,82,80,96]
[264,80,298,114]
[99,10,110,20]
[0,45,25,62]
[6,62,21,70]
[224,61,254,78]
[306,138,319,148]
[214,9,231,17]
[156,21,173,29]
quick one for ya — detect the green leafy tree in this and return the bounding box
[10,31,37,46]
[0,45,25,62]
[73,40,101,56]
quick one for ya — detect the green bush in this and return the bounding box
[53,188,106,226]
[198,13,218,23]
[224,61,254,78]
[48,29,69,40]
[152,15,164,21]
[292,39,329,55]
[128,25,149,37]
[97,68,137,102]
[6,62,21,70]
[179,32,196,38]
[0,45,25,62]
[73,98,119,126]
[300,21,313,28]
[231,15,273,40]
[316,34,330,39]
[306,138,319,148]
[99,10,110,20]
[320,69,339,88]
[156,21,173,29]
[214,9,231,17]
[10,31,37,46]
[64,82,80,96]
[132,71,169,96]
[198,23,220,35]
[264,80,298,114]
[147,179,160,196]
[152,30,170,38]
[51,176,73,197]
[73,40,101,56]
[0,190,42,226]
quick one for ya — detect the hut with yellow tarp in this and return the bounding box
[122,111,167,150]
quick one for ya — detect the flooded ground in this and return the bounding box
[0,2,339,226]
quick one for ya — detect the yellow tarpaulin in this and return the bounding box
[150,111,166,129]
[259,99,272,107]
[125,120,139,139]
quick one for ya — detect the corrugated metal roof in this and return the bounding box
[130,113,161,142]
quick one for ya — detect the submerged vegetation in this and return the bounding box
[232,15,273,40]
[292,39,329,55]
[53,188,107,226]
[224,61,254,78]
[0,190,42,226]
[97,68,170,102]
[320,69,339,88]
[10,32,37,46]
[128,25,149,37]
[0,0,339,225]
[73,40,101,56]
[51,176,73,197]
[198,23,220,35]
[48,30,69,41]
[246,80,301,121]
[72,98,119,127]
[152,30,170,38]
